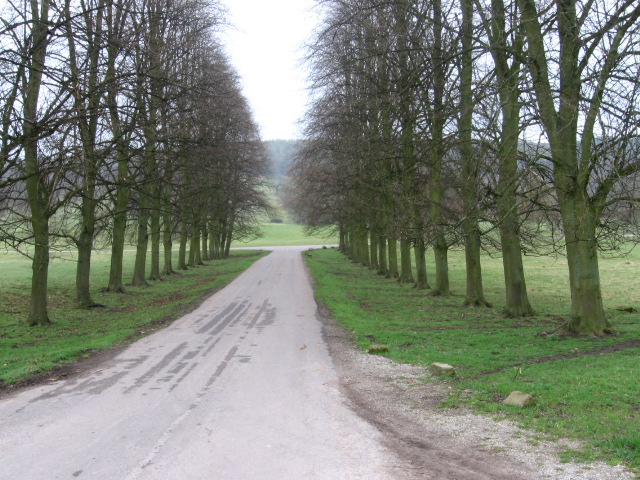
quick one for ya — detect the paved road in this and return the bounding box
[0,247,405,479]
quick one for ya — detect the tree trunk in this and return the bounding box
[66,0,103,307]
[194,220,203,265]
[561,198,611,335]
[460,0,490,307]
[75,210,95,306]
[107,150,130,292]
[398,238,414,283]
[210,220,221,259]
[369,229,378,271]
[377,235,388,276]
[178,220,188,270]
[430,238,450,296]
[414,239,429,289]
[428,0,450,297]
[149,190,161,280]
[28,213,51,326]
[219,221,228,259]
[224,222,233,257]
[132,204,150,286]
[208,221,215,259]
[189,219,197,267]
[484,0,534,316]
[105,6,130,293]
[24,0,52,325]
[162,200,175,276]
[387,236,399,279]
[498,106,534,316]
[360,229,370,267]
[201,222,210,262]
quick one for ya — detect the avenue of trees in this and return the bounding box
[290,0,640,336]
[0,0,270,325]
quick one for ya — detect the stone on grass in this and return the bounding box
[428,362,456,377]
[368,344,389,354]
[503,391,537,407]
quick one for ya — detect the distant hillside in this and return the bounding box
[265,139,301,179]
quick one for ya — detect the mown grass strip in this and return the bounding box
[305,247,640,470]
[0,250,267,386]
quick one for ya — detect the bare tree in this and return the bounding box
[518,0,640,335]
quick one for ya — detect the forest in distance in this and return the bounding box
[288,0,640,337]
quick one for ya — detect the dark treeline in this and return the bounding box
[266,139,300,179]
[0,0,270,325]
[289,0,640,336]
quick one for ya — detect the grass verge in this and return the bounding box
[0,250,267,386]
[305,247,640,470]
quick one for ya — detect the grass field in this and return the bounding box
[305,246,640,470]
[0,249,267,385]
[232,222,337,247]
[0,221,332,385]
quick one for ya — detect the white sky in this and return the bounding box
[221,0,319,141]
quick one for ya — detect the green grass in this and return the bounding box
[0,221,332,386]
[0,249,267,385]
[305,247,640,470]
[232,222,337,247]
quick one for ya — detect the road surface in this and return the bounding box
[0,247,407,479]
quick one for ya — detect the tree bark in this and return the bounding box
[107,147,130,292]
[369,229,378,271]
[414,239,429,289]
[428,0,450,296]
[398,238,414,283]
[201,222,210,262]
[162,198,175,275]
[498,104,534,316]
[149,189,161,280]
[377,235,388,276]
[132,204,150,286]
[105,1,130,293]
[430,238,450,296]
[28,212,51,326]
[178,219,188,270]
[387,235,399,279]
[460,0,490,307]
[24,0,52,325]
[561,196,610,335]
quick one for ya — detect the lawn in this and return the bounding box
[0,249,267,385]
[232,222,337,247]
[0,221,335,386]
[305,246,640,470]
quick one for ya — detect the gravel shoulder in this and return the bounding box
[319,306,637,480]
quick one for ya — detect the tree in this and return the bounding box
[475,0,535,316]
[518,0,640,335]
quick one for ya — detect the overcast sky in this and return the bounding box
[221,0,319,141]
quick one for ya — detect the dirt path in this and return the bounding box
[320,298,635,480]
[0,247,634,479]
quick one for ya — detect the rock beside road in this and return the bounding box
[503,391,537,408]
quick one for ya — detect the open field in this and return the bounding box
[0,249,267,386]
[305,247,640,470]
[232,222,337,247]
